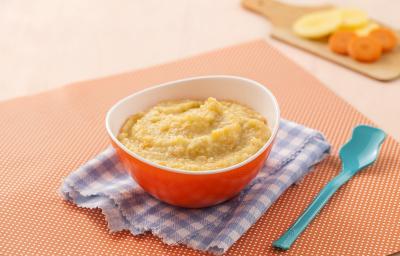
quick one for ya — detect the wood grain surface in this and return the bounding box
[242,0,400,81]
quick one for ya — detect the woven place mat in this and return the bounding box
[0,40,399,256]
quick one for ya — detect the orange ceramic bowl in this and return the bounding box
[106,76,280,208]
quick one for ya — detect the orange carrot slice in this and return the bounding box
[348,36,382,63]
[369,28,398,52]
[329,31,357,55]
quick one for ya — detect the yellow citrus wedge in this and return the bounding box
[339,8,368,29]
[293,9,342,39]
[355,22,380,36]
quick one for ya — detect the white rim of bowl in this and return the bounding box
[105,75,280,175]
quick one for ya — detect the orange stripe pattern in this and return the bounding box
[0,40,399,255]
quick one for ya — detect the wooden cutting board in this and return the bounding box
[242,0,400,81]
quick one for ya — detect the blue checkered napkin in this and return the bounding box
[60,119,330,254]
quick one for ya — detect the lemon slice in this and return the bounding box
[339,8,368,28]
[293,10,342,39]
[355,22,380,36]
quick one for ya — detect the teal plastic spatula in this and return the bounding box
[273,125,386,250]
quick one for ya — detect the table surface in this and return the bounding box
[2,39,400,256]
[1,0,399,141]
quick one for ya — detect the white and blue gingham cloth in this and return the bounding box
[60,119,330,254]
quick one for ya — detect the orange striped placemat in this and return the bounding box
[0,40,399,255]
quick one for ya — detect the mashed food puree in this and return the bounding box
[118,97,271,171]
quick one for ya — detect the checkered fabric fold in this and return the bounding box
[60,119,330,254]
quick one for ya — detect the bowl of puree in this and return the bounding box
[106,75,280,208]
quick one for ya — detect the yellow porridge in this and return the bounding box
[117,97,271,171]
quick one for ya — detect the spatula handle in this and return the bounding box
[273,172,352,250]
